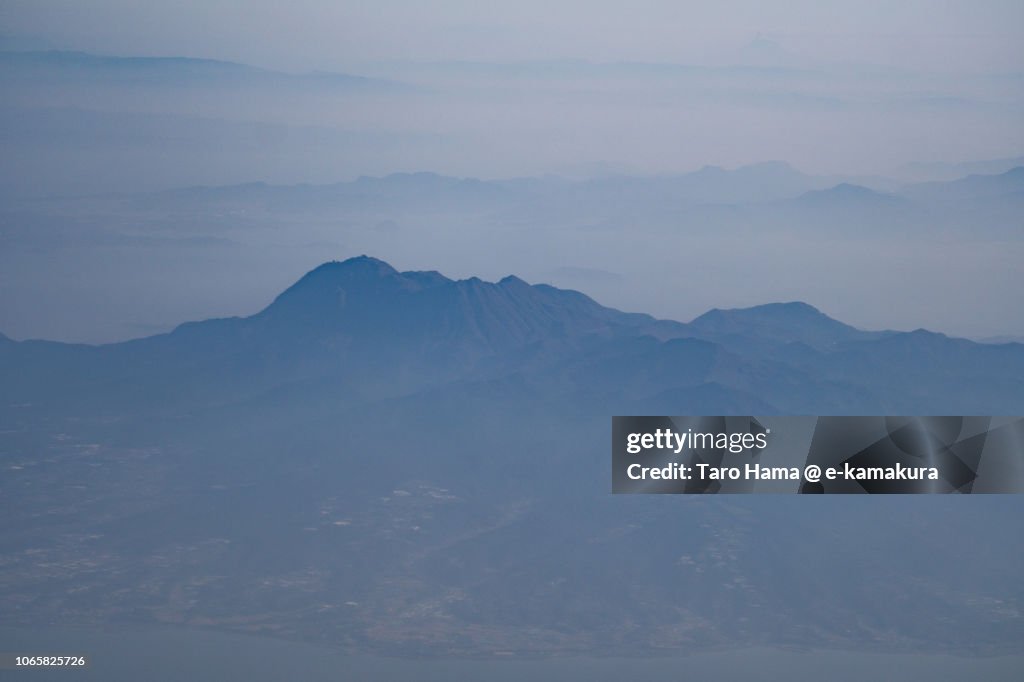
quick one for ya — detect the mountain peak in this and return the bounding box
[689,301,864,350]
[798,183,902,205]
[330,254,396,271]
[300,255,402,280]
[694,301,830,324]
[808,183,879,196]
[748,301,824,316]
[498,274,529,288]
[259,256,404,322]
[243,257,667,354]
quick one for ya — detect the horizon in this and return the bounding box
[4,38,1024,182]
[4,1,1022,70]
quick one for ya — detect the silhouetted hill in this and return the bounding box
[903,166,1024,202]
[138,161,830,215]
[688,302,878,350]
[798,183,906,207]
[2,257,1021,417]
[666,160,816,203]
[897,155,1024,182]
[252,255,676,351]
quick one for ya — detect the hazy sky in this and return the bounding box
[2,1,1022,343]
[3,0,1023,72]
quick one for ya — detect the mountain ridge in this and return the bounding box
[0,256,918,347]
[2,257,1023,658]
[2,256,1021,416]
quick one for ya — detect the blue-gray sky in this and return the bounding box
[2,0,1022,72]
[1,1,1023,343]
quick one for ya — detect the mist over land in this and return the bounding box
[2,256,1023,661]
[1,38,1022,343]
[1,2,1023,679]
[1,153,1021,344]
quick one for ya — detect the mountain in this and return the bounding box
[889,167,1024,238]
[668,160,818,203]
[136,162,828,218]
[797,183,907,208]
[121,163,913,233]
[551,160,851,208]
[902,166,1024,202]
[708,181,924,236]
[978,335,1024,345]
[787,183,915,226]
[2,256,1022,415]
[688,302,881,351]
[896,155,1024,182]
[250,256,679,351]
[0,256,687,412]
[0,50,410,92]
[1,257,1022,658]
[145,172,518,213]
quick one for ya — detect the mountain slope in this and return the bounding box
[0,256,690,411]
[2,256,1021,416]
[687,301,880,350]
[1,257,1023,658]
[797,183,907,208]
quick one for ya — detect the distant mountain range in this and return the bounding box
[2,258,1023,658]
[903,166,1024,202]
[3,255,1021,416]
[896,156,1024,182]
[134,164,1023,216]
[0,50,411,92]
[796,182,907,207]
